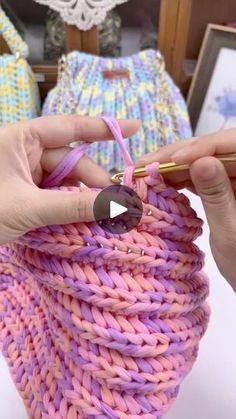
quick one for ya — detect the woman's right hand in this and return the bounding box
[0,115,139,245]
[137,129,236,291]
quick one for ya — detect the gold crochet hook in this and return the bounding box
[111,153,236,186]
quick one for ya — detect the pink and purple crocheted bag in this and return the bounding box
[0,117,209,418]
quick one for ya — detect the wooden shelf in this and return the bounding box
[0,34,9,54]
[32,65,58,102]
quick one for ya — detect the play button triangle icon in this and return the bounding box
[93,185,143,234]
[110,201,128,219]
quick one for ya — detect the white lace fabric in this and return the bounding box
[34,0,128,31]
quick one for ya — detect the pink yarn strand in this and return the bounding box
[41,116,133,188]
[101,116,134,167]
[41,143,90,188]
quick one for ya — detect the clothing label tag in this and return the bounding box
[102,70,130,80]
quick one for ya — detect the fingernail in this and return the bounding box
[136,151,159,167]
[135,157,149,167]
[171,149,188,163]
[196,159,217,181]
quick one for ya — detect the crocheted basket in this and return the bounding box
[0,117,209,419]
[42,49,192,171]
[0,6,40,125]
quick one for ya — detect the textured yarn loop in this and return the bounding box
[0,117,210,418]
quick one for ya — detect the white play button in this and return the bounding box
[110,201,128,219]
[93,185,143,234]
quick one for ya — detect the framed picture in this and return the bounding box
[188,24,236,136]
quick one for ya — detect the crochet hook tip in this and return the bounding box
[111,163,189,184]
[111,153,236,184]
[111,167,148,184]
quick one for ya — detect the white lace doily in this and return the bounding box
[34,0,128,31]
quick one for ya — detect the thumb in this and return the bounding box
[34,189,100,227]
[190,156,236,236]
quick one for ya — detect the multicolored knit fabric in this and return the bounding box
[0,118,209,418]
[42,50,192,171]
[0,6,40,125]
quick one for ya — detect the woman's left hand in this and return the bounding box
[0,115,139,244]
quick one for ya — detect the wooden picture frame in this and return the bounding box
[187,24,236,130]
